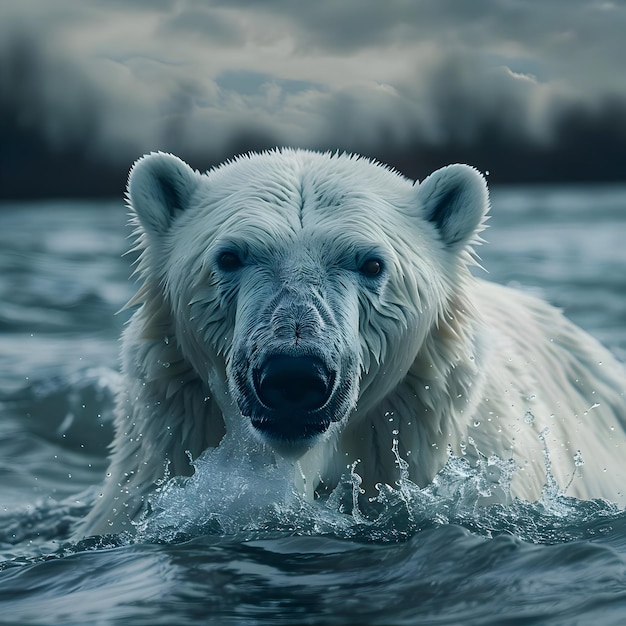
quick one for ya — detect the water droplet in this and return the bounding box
[424,385,430,390]
[583,402,600,415]
[473,420,481,427]
[524,410,535,425]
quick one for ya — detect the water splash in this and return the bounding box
[133,429,623,546]
[134,428,323,542]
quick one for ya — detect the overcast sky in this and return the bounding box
[1,0,626,197]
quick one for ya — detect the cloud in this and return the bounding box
[1,0,626,196]
[157,6,247,46]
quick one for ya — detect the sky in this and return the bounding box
[1,0,626,198]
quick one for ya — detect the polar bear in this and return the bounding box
[77,149,626,536]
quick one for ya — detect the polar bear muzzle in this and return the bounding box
[225,272,360,455]
[234,348,345,455]
[254,354,334,414]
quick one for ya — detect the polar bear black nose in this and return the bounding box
[255,355,333,412]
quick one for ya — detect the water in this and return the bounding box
[1,187,626,625]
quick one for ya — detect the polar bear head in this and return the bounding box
[127,150,488,458]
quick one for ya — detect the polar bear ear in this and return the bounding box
[416,164,489,250]
[127,152,201,237]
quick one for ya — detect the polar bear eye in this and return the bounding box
[216,250,243,271]
[360,258,383,277]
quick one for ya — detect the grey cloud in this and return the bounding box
[157,6,247,46]
[1,0,626,197]
[208,0,426,52]
[209,0,626,63]
[96,0,176,10]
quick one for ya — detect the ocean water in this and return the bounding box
[1,186,626,625]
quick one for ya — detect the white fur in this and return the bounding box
[75,149,626,537]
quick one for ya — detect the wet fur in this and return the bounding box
[76,149,626,537]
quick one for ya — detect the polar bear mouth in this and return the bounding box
[247,354,337,449]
